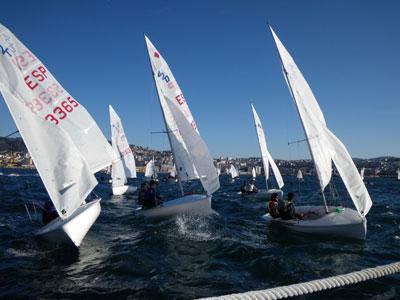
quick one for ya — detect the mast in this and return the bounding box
[145,36,184,196]
[269,26,329,213]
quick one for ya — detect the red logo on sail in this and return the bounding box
[154,52,160,58]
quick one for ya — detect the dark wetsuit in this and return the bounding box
[142,187,161,209]
[42,200,58,225]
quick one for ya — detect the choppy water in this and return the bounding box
[0,168,399,299]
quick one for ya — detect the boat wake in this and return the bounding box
[173,214,217,242]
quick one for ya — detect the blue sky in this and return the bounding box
[0,0,399,159]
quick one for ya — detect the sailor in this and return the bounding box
[278,192,303,220]
[42,200,58,225]
[138,181,149,206]
[142,180,163,209]
[243,178,258,194]
[268,193,280,218]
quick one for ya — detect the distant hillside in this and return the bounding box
[0,137,27,152]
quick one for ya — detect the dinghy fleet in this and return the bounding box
[0,23,374,247]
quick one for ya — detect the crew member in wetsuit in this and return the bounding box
[142,180,163,209]
[138,181,149,206]
[42,200,58,225]
[268,193,280,218]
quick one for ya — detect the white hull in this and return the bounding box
[112,185,137,195]
[136,194,212,219]
[35,199,101,247]
[263,205,367,240]
[239,188,283,199]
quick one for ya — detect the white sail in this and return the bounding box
[270,26,332,192]
[145,36,199,181]
[0,24,115,174]
[251,104,284,189]
[397,169,400,180]
[169,164,176,177]
[109,105,136,178]
[325,128,372,215]
[270,26,372,216]
[111,158,127,188]
[217,167,221,176]
[0,87,97,219]
[360,167,365,181]
[167,101,220,195]
[230,165,239,178]
[252,167,256,178]
[297,169,304,180]
[145,159,156,178]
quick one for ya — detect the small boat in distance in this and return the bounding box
[0,23,116,247]
[397,168,400,181]
[138,36,220,219]
[229,164,239,182]
[109,105,138,195]
[240,104,284,199]
[252,167,256,179]
[163,164,178,183]
[360,167,365,181]
[263,26,372,240]
[144,157,158,181]
[297,169,304,182]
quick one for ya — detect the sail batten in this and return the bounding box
[251,104,284,189]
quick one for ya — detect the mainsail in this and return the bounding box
[0,24,115,174]
[0,24,113,219]
[2,87,97,219]
[109,105,136,189]
[230,165,239,179]
[252,167,256,178]
[297,169,304,181]
[251,104,284,189]
[145,36,199,182]
[145,159,157,178]
[270,26,372,216]
[360,167,365,181]
[270,26,332,194]
[145,36,219,195]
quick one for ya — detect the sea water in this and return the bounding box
[0,169,399,299]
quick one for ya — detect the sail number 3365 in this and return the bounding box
[45,97,79,125]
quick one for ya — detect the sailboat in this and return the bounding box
[297,169,304,182]
[216,167,221,177]
[0,24,115,246]
[243,104,284,199]
[252,167,256,179]
[138,36,219,218]
[360,167,365,181]
[263,26,373,240]
[144,157,158,180]
[163,164,178,183]
[109,105,137,195]
[229,164,239,181]
[397,168,400,181]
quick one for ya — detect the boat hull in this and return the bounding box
[35,199,101,247]
[263,205,367,240]
[112,185,137,195]
[239,189,283,199]
[136,194,212,219]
